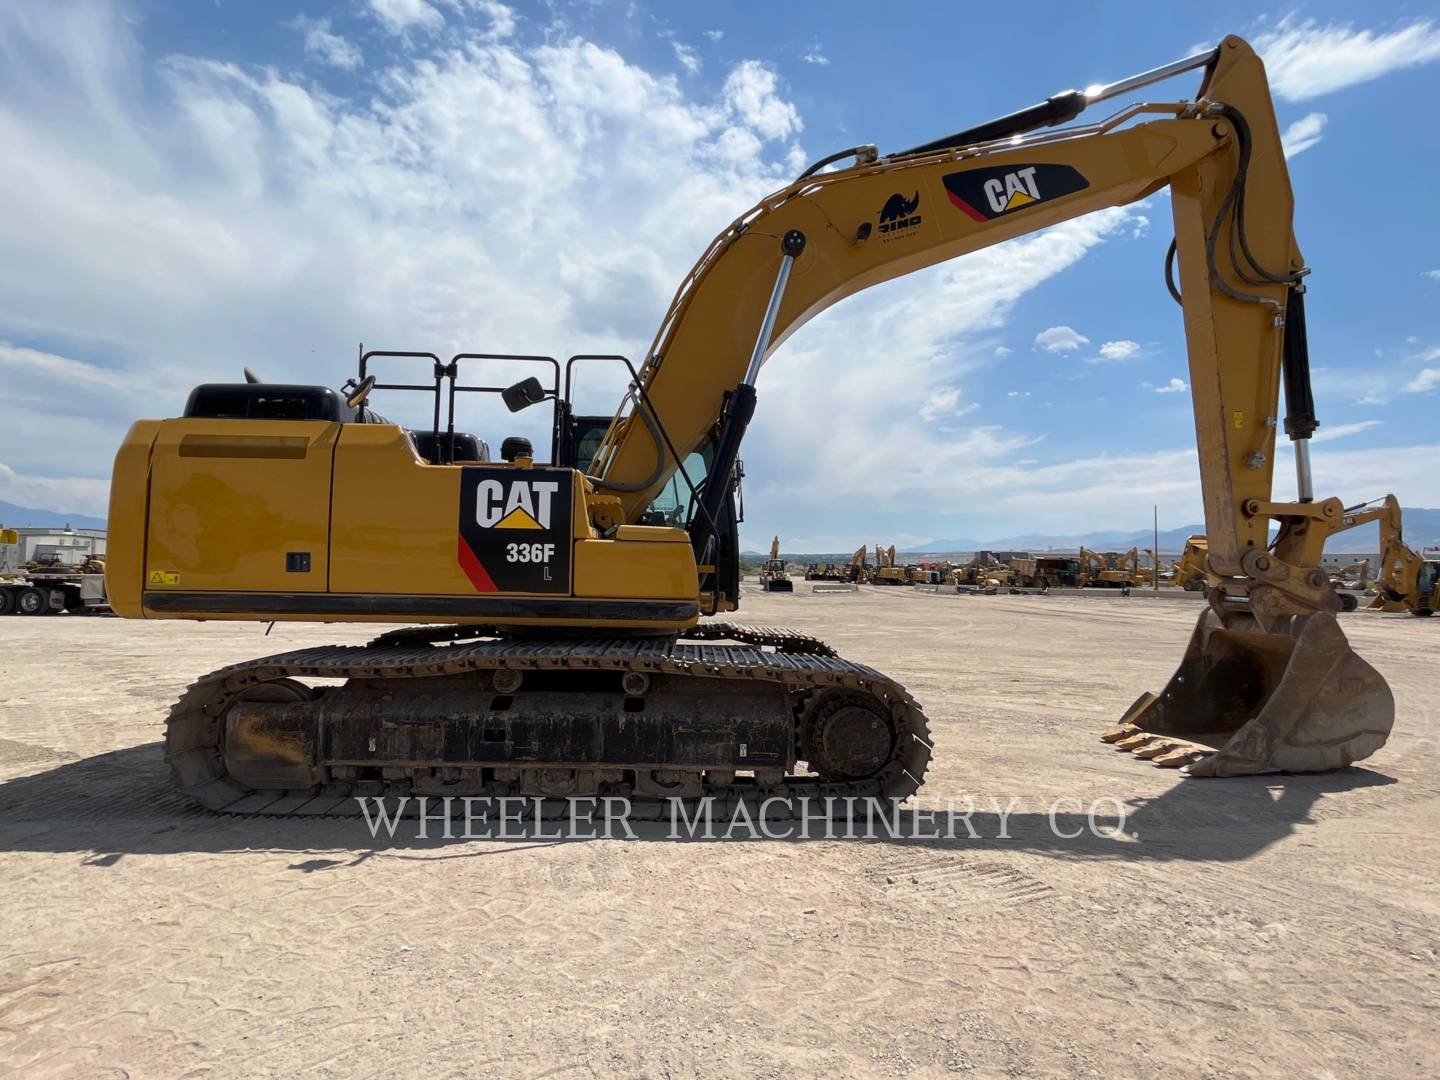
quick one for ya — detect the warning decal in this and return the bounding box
[457,467,573,594]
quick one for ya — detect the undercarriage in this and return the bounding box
[165,623,933,817]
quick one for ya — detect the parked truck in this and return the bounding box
[1010,555,1084,590]
[0,536,111,615]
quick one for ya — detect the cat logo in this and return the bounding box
[942,162,1090,222]
[472,477,560,530]
[983,167,1041,213]
[458,468,573,594]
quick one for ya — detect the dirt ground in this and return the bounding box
[1,585,1436,1079]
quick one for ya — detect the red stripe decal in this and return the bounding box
[946,190,987,222]
[457,536,498,593]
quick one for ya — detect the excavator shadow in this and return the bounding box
[0,740,1399,863]
[886,766,1398,863]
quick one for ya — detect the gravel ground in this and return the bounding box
[1,583,1436,1078]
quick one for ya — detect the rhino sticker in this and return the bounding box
[877,190,922,238]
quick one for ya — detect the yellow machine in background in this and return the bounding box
[846,544,869,583]
[1328,560,1370,588]
[1337,496,1438,616]
[1079,548,1136,588]
[110,36,1396,814]
[870,544,908,586]
[1170,536,1212,592]
[759,536,794,593]
[1134,549,1160,588]
[950,552,1011,589]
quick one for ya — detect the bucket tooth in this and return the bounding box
[1100,721,1142,744]
[1111,607,1394,777]
[1152,748,1205,769]
[1131,740,1178,760]
[1114,733,1158,751]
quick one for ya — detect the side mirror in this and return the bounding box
[502,376,547,413]
[345,375,377,409]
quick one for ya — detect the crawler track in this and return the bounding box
[164,623,932,818]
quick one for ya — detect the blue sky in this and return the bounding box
[0,1,1437,549]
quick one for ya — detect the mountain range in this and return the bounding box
[0,499,107,530]
[751,507,1440,559]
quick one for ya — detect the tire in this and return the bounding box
[0,588,14,615]
[16,587,50,615]
[1339,593,1358,612]
[1413,609,1434,618]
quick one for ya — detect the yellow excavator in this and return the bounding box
[845,543,869,583]
[759,536,794,592]
[1337,496,1438,616]
[1079,547,1136,588]
[108,35,1394,813]
[871,544,909,586]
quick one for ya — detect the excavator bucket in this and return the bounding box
[1102,607,1393,776]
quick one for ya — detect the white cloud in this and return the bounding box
[1405,368,1440,394]
[1153,378,1188,394]
[0,463,110,517]
[1096,339,1141,362]
[1274,441,1440,508]
[918,387,979,422]
[671,41,701,75]
[801,49,830,67]
[993,345,1013,358]
[291,17,363,70]
[1426,270,1440,281]
[368,0,445,35]
[1311,420,1382,443]
[1254,16,1440,102]
[704,30,724,43]
[0,4,815,508]
[0,342,144,393]
[1034,326,1089,353]
[1130,215,1149,239]
[723,61,800,141]
[473,2,516,40]
[1280,112,1327,157]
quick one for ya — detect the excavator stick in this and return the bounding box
[1103,607,1394,776]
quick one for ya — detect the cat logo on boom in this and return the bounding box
[941,162,1090,222]
[457,468,573,594]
